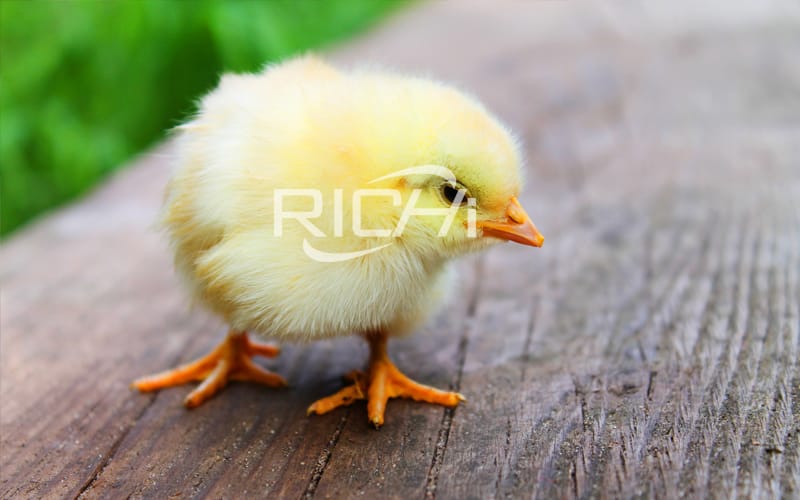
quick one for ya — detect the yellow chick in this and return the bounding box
[133,55,543,427]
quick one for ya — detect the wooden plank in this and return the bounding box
[0,152,195,499]
[2,1,799,498]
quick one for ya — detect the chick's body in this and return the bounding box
[166,57,515,341]
[135,56,543,426]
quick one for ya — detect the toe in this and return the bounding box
[184,361,230,408]
[307,384,365,415]
[245,339,281,358]
[131,357,215,392]
[231,357,288,387]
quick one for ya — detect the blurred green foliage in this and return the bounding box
[0,0,404,237]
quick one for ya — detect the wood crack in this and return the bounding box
[302,411,351,499]
[75,393,158,499]
[424,256,484,499]
[71,328,217,500]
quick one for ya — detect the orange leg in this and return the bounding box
[307,334,464,428]
[132,330,286,408]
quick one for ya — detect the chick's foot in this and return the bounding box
[307,335,465,428]
[132,331,286,408]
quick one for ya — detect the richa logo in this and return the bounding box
[273,165,477,262]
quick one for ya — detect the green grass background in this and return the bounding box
[0,0,404,238]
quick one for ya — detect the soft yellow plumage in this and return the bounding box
[134,55,543,427]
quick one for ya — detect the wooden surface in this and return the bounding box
[2,1,799,498]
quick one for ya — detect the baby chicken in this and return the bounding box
[133,55,543,427]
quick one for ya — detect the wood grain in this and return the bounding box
[2,0,799,498]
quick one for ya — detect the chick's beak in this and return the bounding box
[477,196,544,247]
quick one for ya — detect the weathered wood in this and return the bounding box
[2,0,799,498]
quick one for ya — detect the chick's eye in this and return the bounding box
[441,183,468,206]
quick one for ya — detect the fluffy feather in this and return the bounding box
[163,55,525,342]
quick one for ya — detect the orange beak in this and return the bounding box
[476,196,544,247]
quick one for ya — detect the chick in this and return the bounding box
[133,55,543,427]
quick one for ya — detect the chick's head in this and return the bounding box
[348,75,544,259]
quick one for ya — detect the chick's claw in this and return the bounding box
[364,358,465,428]
[306,379,366,416]
[132,331,286,408]
[307,336,465,428]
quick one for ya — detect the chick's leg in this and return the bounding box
[132,330,286,408]
[307,334,465,428]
